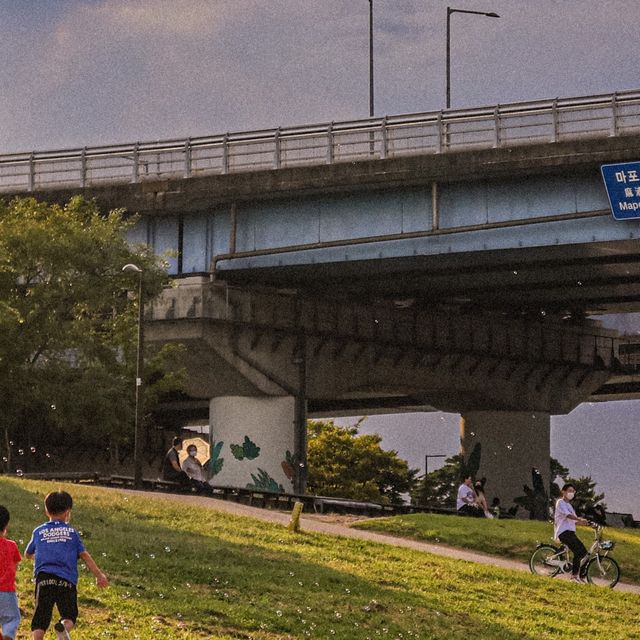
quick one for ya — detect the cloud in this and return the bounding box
[0,0,639,153]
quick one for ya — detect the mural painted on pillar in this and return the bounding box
[247,468,285,493]
[281,450,297,485]
[208,435,293,493]
[230,436,261,460]
[462,443,482,479]
[208,441,225,476]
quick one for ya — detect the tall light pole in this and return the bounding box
[425,453,447,476]
[368,0,374,117]
[122,263,144,489]
[446,6,500,109]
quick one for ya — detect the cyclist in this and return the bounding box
[554,483,590,583]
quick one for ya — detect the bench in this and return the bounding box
[104,475,187,493]
[20,471,101,484]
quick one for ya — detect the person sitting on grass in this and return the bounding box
[456,475,485,517]
[24,491,108,640]
[0,505,22,640]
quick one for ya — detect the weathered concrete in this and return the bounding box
[145,278,620,499]
[209,396,297,493]
[460,411,551,510]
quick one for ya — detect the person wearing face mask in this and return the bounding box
[181,444,214,495]
[554,483,590,583]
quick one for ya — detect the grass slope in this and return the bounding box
[0,478,637,639]
[352,512,640,586]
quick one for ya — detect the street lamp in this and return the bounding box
[446,6,500,109]
[122,263,144,489]
[425,453,446,476]
[368,0,374,117]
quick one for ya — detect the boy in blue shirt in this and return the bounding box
[25,491,108,640]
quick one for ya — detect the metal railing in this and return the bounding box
[1,89,640,194]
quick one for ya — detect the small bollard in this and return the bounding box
[288,501,304,532]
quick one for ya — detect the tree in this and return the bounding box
[305,419,418,504]
[410,453,463,509]
[0,196,182,467]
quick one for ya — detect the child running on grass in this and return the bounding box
[0,505,22,640]
[24,491,108,640]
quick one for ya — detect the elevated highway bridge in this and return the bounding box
[5,89,640,505]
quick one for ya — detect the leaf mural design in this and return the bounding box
[281,450,296,482]
[242,436,260,460]
[230,436,261,461]
[246,468,284,493]
[463,442,482,479]
[208,441,224,476]
[230,443,245,460]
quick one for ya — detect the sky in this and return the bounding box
[1,0,639,515]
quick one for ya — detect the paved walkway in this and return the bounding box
[109,487,640,595]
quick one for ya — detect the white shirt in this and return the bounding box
[182,455,207,482]
[554,497,577,539]
[456,483,476,510]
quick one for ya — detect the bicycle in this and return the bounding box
[529,522,620,588]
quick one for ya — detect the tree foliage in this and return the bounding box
[0,196,182,465]
[305,419,418,504]
[410,454,463,509]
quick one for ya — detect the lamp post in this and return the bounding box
[446,6,500,109]
[425,453,446,476]
[122,263,144,489]
[368,0,374,117]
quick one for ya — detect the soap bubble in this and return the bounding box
[16,469,23,477]
[30,446,36,453]
[18,449,24,456]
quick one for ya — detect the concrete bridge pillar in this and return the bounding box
[460,411,550,513]
[208,396,300,494]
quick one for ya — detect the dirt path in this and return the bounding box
[105,486,640,595]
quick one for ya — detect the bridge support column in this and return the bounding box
[460,411,550,513]
[208,396,298,493]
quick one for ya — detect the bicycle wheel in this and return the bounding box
[529,545,562,577]
[585,556,620,588]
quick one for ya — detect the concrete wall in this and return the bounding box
[209,396,296,493]
[460,411,551,512]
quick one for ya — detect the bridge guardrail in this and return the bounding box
[1,90,640,193]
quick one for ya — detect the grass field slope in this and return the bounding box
[1,478,638,639]
[353,512,640,586]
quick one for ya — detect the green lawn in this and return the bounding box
[353,511,640,585]
[1,478,638,639]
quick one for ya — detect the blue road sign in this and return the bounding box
[601,161,640,220]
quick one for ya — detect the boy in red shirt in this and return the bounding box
[0,505,22,640]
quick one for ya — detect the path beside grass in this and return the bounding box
[106,487,640,595]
